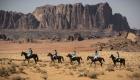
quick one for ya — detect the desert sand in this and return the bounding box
[0,38,140,80]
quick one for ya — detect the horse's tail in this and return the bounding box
[61,56,64,61]
[80,57,82,60]
[36,54,39,61]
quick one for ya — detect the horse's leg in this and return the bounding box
[99,61,103,67]
[90,61,93,66]
[113,62,116,67]
[23,59,27,64]
[24,59,26,62]
[70,60,73,65]
[34,58,37,64]
[52,59,55,63]
[59,58,62,63]
[120,62,122,68]
[58,59,60,63]
[27,59,29,64]
[78,60,80,65]
[60,58,62,64]
[94,62,96,67]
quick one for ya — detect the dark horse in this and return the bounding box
[66,54,82,65]
[21,51,39,64]
[110,54,125,67]
[47,53,64,63]
[87,56,105,67]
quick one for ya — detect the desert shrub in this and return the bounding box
[126,67,134,72]
[64,63,69,67]
[0,67,9,77]
[78,72,87,77]
[78,68,89,77]
[69,72,74,75]
[42,74,48,80]
[68,65,77,70]
[117,74,123,78]
[49,63,56,67]
[18,66,24,73]
[138,65,140,69]
[98,71,105,75]
[0,59,18,77]
[0,64,17,77]
[49,63,61,69]
[35,66,47,74]
[132,72,140,78]
[87,72,98,79]
[11,75,25,80]
[54,65,61,69]
[39,63,47,67]
[21,62,28,66]
[7,65,17,74]
[106,65,115,72]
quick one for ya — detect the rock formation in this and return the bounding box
[0,3,130,31]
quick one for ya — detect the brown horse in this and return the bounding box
[47,53,64,63]
[87,56,105,67]
[110,54,125,67]
[66,53,82,65]
[21,51,39,64]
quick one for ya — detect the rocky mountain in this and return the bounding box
[0,3,130,31]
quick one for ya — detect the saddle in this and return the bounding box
[28,54,33,57]
[116,58,121,61]
[93,57,100,60]
[53,55,58,59]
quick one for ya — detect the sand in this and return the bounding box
[0,38,140,80]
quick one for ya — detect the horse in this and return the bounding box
[110,54,125,67]
[21,51,39,64]
[47,53,64,63]
[87,56,105,67]
[66,53,82,65]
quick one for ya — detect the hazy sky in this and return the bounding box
[0,0,140,29]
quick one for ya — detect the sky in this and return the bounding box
[0,0,140,29]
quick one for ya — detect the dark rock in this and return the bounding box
[0,10,23,29]
[73,33,84,41]
[16,13,40,29]
[0,34,7,40]
[67,35,74,41]
[112,13,130,31]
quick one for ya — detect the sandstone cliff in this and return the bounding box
[0,3,130,31]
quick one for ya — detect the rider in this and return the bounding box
[27,48,33,57]
[71,51,77,58]
[53,50,58,58]
[116,51,120,61]
[93,50,100,60]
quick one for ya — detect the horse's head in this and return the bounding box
[66,53,71,57]
[21,51,24,56]
[87,56,90,61]
[110,54,115,59]
[87,56,93,61]
[47,53,52,56]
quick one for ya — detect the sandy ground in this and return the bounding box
[0,38,140,80]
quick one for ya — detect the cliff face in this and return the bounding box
[16,13,40,29]
[0,10,23,29]
[0,3,130,31]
